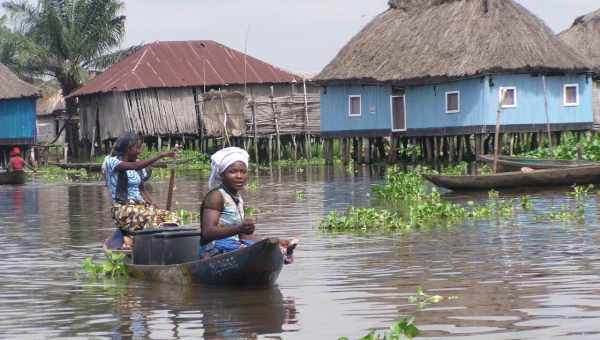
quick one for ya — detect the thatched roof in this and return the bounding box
[559,8,600,75]
[316,0,590,85]
[0,63,39,100]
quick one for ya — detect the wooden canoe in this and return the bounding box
[104,233,284,287]
[477,154,599,172]
[425,165,600,191]
[0,171,26,185]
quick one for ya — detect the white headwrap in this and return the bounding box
[208,147,250,190]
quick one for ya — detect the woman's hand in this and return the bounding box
[238,218,256,235]
[160,150,178,159]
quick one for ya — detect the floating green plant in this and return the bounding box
[295,191,305,200]
[338,288,454,340]
[81,251,127,279]
[246,179,259,192]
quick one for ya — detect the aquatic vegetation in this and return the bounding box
[81,251,127,279]
[520,131,600,161]
[338,318,420,340]
[176,209,200,224]
[339,288,454,340]
[570,184,593,200]
[409,287,457,310]
[520,195,533,211]
[323,168,524,233]
[373,166,428,202]
[442,162,469,176]
[320,208,410,233]
[35,166,100,183]
[247,179,259,192]
[295,191,306,200]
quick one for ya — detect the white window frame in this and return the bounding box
[499,87,517,108]
[348,95,362,117]
[563,84,579,107]
[390,95,407,132]
[445,91,460,114]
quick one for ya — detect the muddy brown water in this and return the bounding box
[2,166,600,339]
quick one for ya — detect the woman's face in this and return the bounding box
[126,142,143,161]
[221,161,248,192]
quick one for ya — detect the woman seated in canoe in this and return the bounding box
[104,132,180,249]
[199,147,297,263]
[7,147,34,173]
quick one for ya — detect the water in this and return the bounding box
[2,166,600,339]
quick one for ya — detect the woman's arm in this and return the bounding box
[140,182,154,206]
[115,151,176,171]
[201,191,255,243]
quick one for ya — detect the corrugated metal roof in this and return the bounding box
[70,40,301,97]
[0,63,39,100]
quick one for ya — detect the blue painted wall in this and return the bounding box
[0,97,37,143]
[406,78,486,129]
[320,84,392,132]
[484,74,593,125]
[320,73,594,134]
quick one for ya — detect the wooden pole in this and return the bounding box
[303,78,311,160]
[493,90,507,173]
[270,88,281,161]
[542,75,553,149]
[166,167,176,211]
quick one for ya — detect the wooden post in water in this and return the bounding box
[363,137,371,164]
[389,136,398,162]
[493,89,507,173]
[291,135,298,161]
[542,75,553,149]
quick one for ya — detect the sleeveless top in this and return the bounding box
[199,188,245,254]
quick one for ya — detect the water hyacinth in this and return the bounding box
[321,167,520,233]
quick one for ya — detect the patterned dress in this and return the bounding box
[104,156,179,233]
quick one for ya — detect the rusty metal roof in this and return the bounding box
[70,40,301,97]
[0,63,39,100]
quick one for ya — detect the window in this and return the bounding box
[499,87,517,108]
[348,95,362,117]
[564,84,579,106]
[445,91,460,113]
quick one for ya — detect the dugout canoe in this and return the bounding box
[103,232,284,287]
[425,165,600,191]
[477,154,598,172]
[0,171,26,185]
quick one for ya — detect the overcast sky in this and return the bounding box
[3,0,600,74]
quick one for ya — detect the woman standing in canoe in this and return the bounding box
[104,132,180,248]
[199,147,297,263]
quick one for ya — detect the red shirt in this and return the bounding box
[9,156,25,171]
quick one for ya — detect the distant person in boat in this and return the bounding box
[7,147,27,173]
[104,132,180,249]
[199,147,297,263]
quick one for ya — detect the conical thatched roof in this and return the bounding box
[0,63,39,100]
[316,0,590,85]
[559,8,600,74]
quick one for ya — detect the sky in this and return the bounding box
[3,0,600,74]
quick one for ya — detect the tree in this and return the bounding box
[2,0,126,158]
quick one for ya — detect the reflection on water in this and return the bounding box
[2,166,600,339]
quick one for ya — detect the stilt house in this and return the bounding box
[559,8,600,129]
[0,63,39,166]
[315,0,593,144]
[69,40,318,151]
